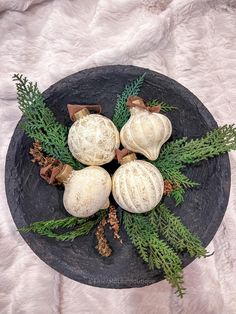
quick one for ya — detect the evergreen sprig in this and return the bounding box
[157,125,236,167]
[19,216,78,233]
[147,100,176,113]
[19,211,105,241]
[13,74,83,170]
[157,165,199,205]
[124,211,185,297]
[148,204,207,257]
[154,125,236,204]
[112,73,146,130]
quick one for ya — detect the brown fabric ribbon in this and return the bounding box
[67,104,102,121]
[115,148,132,164]
[127,96,161,113]
[40,162,63,185]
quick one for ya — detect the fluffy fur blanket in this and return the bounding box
[1,0,236,313]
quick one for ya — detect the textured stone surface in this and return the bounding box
[5,65,230,288]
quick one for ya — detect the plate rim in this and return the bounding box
[5,64,231,288]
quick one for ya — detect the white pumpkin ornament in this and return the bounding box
[55,164,111,218]
[112,151,164,214]
[120,96,172,160]
[67,104,120,166]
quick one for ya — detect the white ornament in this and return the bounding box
[56,165,111,218]
[68,107,120,166]
[120,97,172,160]
[112,153,164,214]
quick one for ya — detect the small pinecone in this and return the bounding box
[164,180,174,195]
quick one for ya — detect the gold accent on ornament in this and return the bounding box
[56,164,73,183]
[67,104,102,121]
[74,108,90,120]
[120,153,137,165]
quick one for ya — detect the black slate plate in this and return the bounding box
[5,65,230,288]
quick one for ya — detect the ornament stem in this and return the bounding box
[115,148,136,164]
[55,164,73,183]
[67,104,102,121]
[127,96,160,113]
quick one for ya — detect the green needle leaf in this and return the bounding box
[148,204,207,258]
[147,100,177,113]
[19,211,106,241]
[124,211,185,297]
[112,73,146,130]
[13,74,83,170]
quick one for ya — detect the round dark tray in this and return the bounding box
[5,65,230,288]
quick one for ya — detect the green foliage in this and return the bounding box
[112,73,146,130]
[19,216,78,233]
[124,211,185,297]
[170,186,186,205]
[13,74,83,170]
[153,125,236,204]
[156,164,199,205]
[16,73,236,298]
[157,125,236,167]
[19,211,105,241]
[148,204,207,257]
[147,100,176,113]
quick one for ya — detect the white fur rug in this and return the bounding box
[1,0,236,313]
